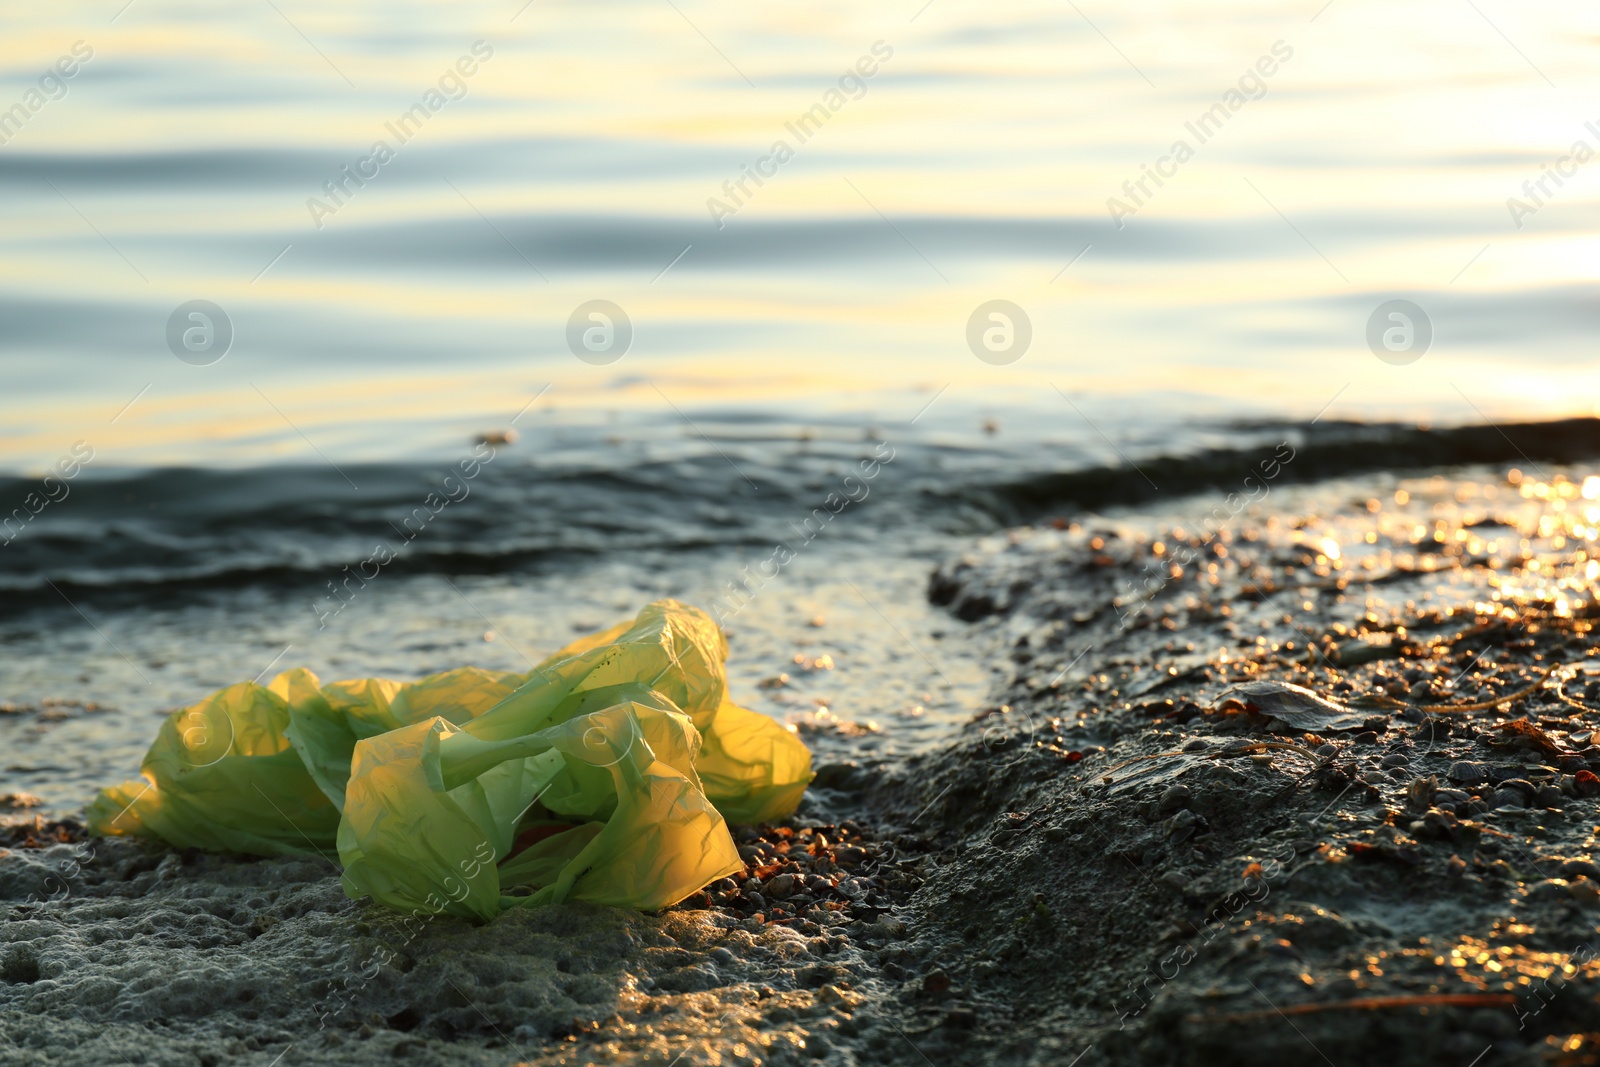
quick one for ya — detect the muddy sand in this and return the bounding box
[7,456,1600,1067]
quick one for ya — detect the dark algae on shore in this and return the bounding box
[10,454,1600,1065]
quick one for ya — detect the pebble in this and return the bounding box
[1381,753,1409,768]
[1448,761,1487,786]
[1157,785,1191,814]
[1560,858,1600,880]
[766,874,796,898]
[1527,878,1571,902]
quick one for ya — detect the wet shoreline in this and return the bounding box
[8,449,1600,1065]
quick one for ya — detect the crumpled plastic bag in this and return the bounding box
[88,600,813,919]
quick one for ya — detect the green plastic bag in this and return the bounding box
[88,600,814,918]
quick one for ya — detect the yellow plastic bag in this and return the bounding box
[88,600,813,918]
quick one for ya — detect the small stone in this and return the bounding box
[1527,878,1571,901]
[1560,858,1600,880]
[1157,785,1192,814]
[1182,739,1210,753]
[766,874,796,898]
[1535,785,1565,808]
[1448,761,1487,786]
[922,970,951,994]
[1381,753,1409,768]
